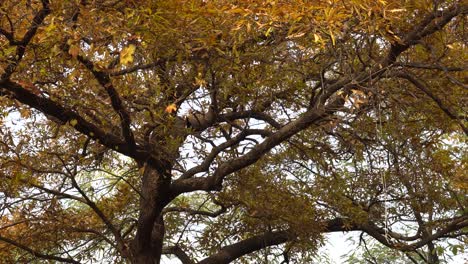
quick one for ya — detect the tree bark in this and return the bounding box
[131,163,171,264]
[198,231,290,264]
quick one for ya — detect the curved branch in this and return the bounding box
[197,218,358,264]
[162,245,195,264]
[66,227,116,247]
[395,63,467,72]
[178,130,251,180]
[361,215,468,252]
[0,27,15,43]
[219,111,282,129]
[1,0,51,80]
[197,231,291,264]
[391,71,467,135]
[0,80,149,161]
[74,53,136,153]
[171,96,345,194]
[68,173,128,255]
[28,182,86,203]
[0,234,80,264]
[386,2,466,64]
[163,204,227,217]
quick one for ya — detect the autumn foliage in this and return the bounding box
[0,0,467,263]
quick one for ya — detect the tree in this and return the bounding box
[0,0,466,263]
[344,234,465,264]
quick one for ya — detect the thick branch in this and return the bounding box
[0,27,15,43]
[179,130,254,180]
[0,80,148,160]
[171,97,345,194]
[131,165,171,263]
[410,3,467,44]
[197,217,358,264]
[75,54,136,152]
[386,2,466,66]
[197,231,290,264]
[319,2,467,105]
[162,246,195,264]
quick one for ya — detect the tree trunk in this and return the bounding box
[131,163,171,264]
[427,242,440,264]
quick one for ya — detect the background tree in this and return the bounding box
[0,0,466,263]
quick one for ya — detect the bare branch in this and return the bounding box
[219,111,282,129]
[163,204,227,217]
[178,129,257,180]
[396,62,467,72]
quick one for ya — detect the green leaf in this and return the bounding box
[69,119,78,127]
[120,44,136,65]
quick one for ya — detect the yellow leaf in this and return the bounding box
[194,76,207,86]
[388,9,405,13]
[329,28,336,46]
[19,108,31,118]
[120,44,136,65]
[165,104,177,114]
[45,17,56,33]
[70,119,78,126]
[351,89,365,96]
[68,45,80,58]
[314,33,321,43]
[287,31,305,39]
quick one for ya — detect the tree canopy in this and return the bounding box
[0,0,467,263]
